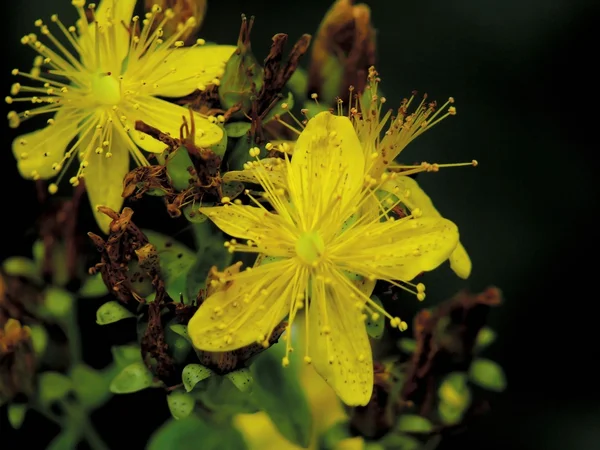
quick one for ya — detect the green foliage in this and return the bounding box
[147,415,248,450]
[38,371,73,408]
[2,256,42,283]
[167,389,195,420]
[166,146,194,191]
[438,372,472,425]
[7,403,27,429]
[469,358,507,392]
[109,361,156,394]
[366,295,385,339]
[182,364,214,392]
[474,327,497,352]
[224,121,251,138]
[250,345,312,448]
[47,428,81,450]
[71,364,112,410]
[144,230,196,303]
[396,415,434,433]
[43,287,74,320]
[185,221,233,302]
[398,338,417,354]
[319,421,352,450]
[96,301,135,325]
[78,272,109,298]
[225,368,253,392]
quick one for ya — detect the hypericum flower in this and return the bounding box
[188,112,459,406]
[6,0,235,232]
[0,319,36,404]
[228,67,476,278]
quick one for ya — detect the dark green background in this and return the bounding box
[1,0,598,449]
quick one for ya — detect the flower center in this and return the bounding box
[91,71,121,106]
[295,231,325,265]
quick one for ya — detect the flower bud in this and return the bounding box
[308,0,376,105]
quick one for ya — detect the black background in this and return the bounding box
[1,0,599,449]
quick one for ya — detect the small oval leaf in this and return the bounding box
[166,146,195,191]
[170,324,191,342]
[29,324,48,357]
[474,327,497,352]
[183,205,209,223]
[365,295,385,339]
[2,257,41,282]
[44,288,74,319]
[396,414,434,433]
[224,121,251,138]
[78,272,109,298]
[7,403,27,429]
[96,301,135,325]
[38,371,73,408]
[469,358,507,392]
[225,368,253,392]
[398,338,417,354]
[182,364,213,392]
[167,390,195,420]
[109,362,154,394]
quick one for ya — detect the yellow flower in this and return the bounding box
[350,67,475,278]
[230,68,476,278]
[6,0,235,232]
[188,111,459,406]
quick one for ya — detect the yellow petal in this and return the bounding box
[147,45,237,98]
[288,112,364,227]
[127,96,223,153]
[188,260,296,351]
[199,205,296,256]
[12,110,78,179]
[77,0,136,70]
[307,272,373,406]
[83,127,130,233]
[223,157,287,187]
[449,242,472,279]
[334,217,459,282]
[382,175,472,278]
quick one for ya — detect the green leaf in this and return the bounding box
[148,416,248,450]
[2,257,41,282]
[165,323,192,364]
[170,324,192,342]
[197,376,258,415]
[263,92,295,124]
[250,346,312,448]
[468,358,507,392]
[47,427,81,450]
[96,301,135,325]
[167,389,195,420]
[225,368,253,392]
[379,433,421,450]
[185,221,232,303]
[474,327,497,352]
[319,421,351,450]
[78,272,108,298]
[212,124,228,157]
[287,68,307,100]
[111,344,143,367]
[318,57,344,105]
[166,146,195,191]
[71,364,111,410]
[7,403,27,429]
[144,230,196,303]
[438,372,471,425]
[109,361,154,394]
[43,287,74,319]
[182,364,214,392]
[183,204,209,223]
[396,414,434,433]
[29,324,48,357]
[226,136,254,171]
[224,121,251,138]
[366,295,385,339]
[398,338,417,354]
[221,181,245,200]
[38,371,73,408]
